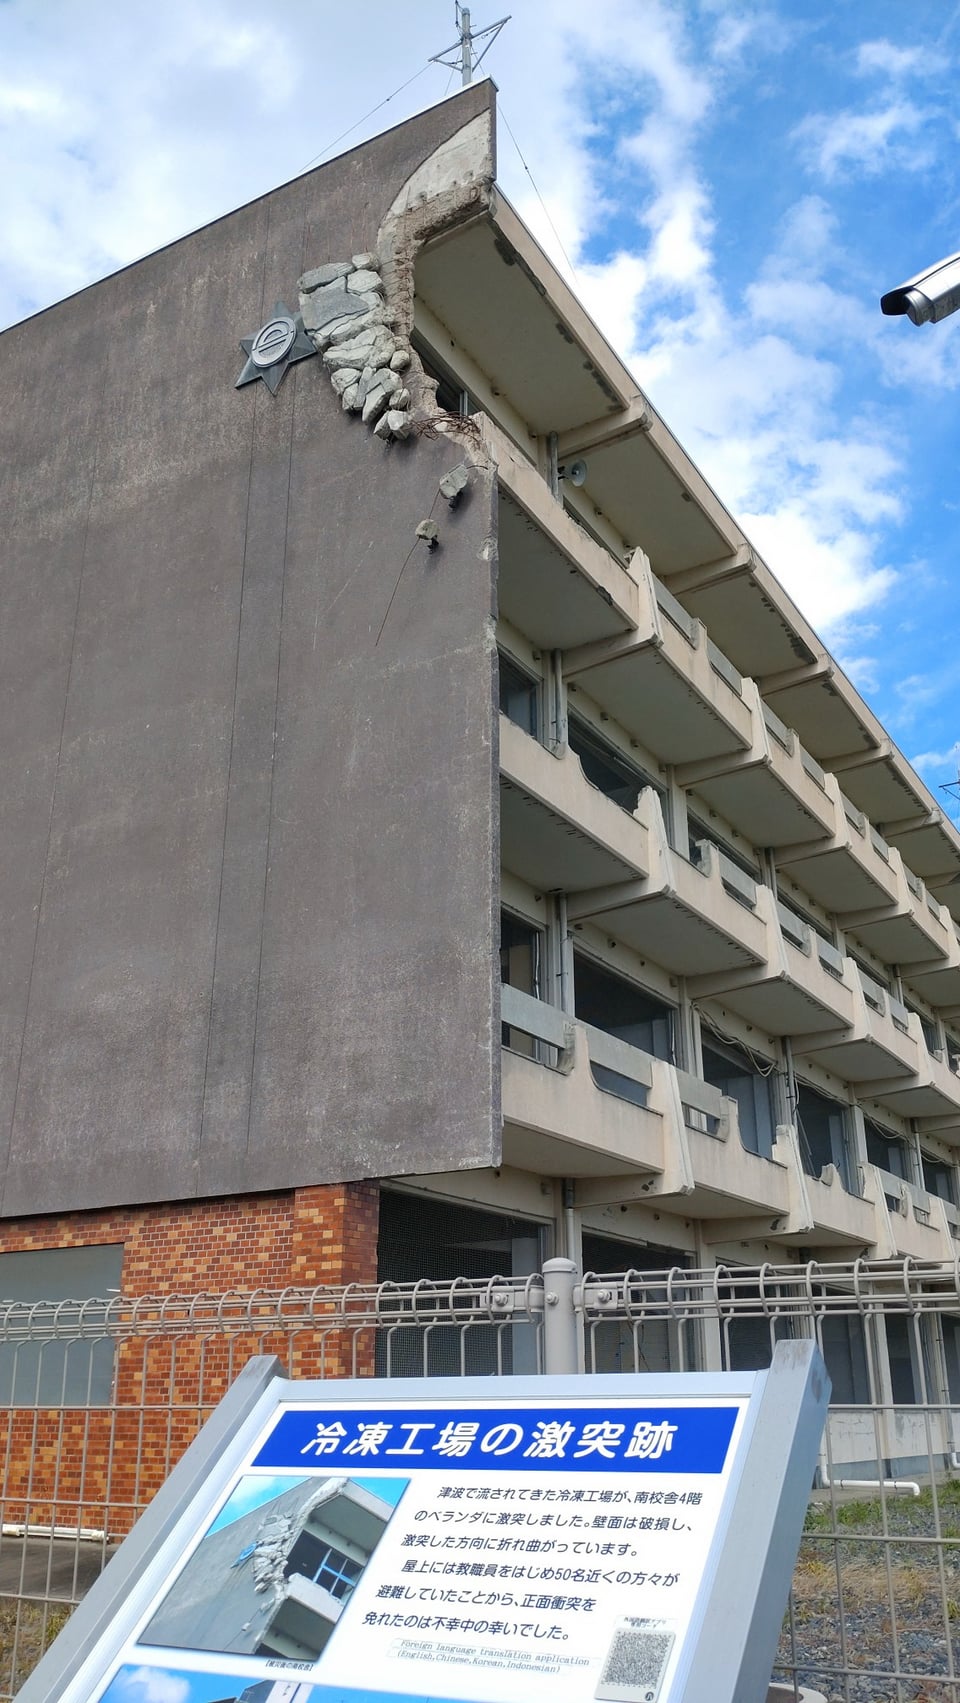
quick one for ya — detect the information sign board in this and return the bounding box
[18,1345,829,1703]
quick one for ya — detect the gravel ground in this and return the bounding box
[776,1488,960,1703]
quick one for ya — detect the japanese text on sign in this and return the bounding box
[254,1405,738,1474]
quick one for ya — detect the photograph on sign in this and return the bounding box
[110,1394,751,1703]
[98,1663,323,1702]
[140,1472,408,1660]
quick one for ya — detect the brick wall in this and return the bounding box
[0,1183,380,1536]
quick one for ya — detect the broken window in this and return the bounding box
[568,716,647,813]
[700,1035,777,1159]
[796,1081,856,1193]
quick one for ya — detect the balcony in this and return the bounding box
[691,902,858,1036]
[678,689,835,850]
[500,982,664,1178]
[486,421,639,649]
[499,713,650,892]
[867,1166,950,1261]
[841,853,951,968]
[793,965,920,1085]
[867,1036,960,1124]
[561,562,754,767]
[775,777,900,916]
[566,790,769,978]
[899,920,960,1013]
[500,985,797,1225]
[762,1124,879,1248]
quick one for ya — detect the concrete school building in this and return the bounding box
[3,78,960,1403]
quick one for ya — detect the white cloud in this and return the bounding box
[113,1667,190,1703]
[792,99,931,180]
[857,39,948,79]
[912,743,960,775]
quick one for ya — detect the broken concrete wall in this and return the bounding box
[0,82,500,1214]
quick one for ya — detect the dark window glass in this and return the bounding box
[701,1039,777,1159]
[568,718,645,813]
[796,1083,854,1193]
[0,1244,123,1406]
[864,1118,911,1183]
[864,1117,910,1212]
[581,1235,690,1374]
[500,911,542,1053]
[886,1314,920,1404]
[377,1193,543,1376]
[943,1317,960,1401]
[687,817,759,880]
[412,339,475,417]
[716,1282,792,1371]
[573,953,673,1063]
[905,1004,939,1055]
[285,1535,362,1601]
[499,654,539,737]
[820,1315,871,1404]
[921,1152,957,1204]
[848,951,887,990]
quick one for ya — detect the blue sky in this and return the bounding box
[207,1471,407,1530]
[2,1,960,805]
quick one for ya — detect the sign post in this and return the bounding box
[17,1341,829,1703]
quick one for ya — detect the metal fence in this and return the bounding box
[3,1258,960,1699]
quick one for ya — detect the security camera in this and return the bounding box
[881,249,960,325]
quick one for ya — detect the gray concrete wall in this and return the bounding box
[0,84,500,1215]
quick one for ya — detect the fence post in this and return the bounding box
[541,1257,580,1374]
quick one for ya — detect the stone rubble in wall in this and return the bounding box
[298,253,413,441]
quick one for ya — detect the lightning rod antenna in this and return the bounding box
[430,3,510,87]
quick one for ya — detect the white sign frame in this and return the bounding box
[17,1342,829,1703]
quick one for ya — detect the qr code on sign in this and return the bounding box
[594,1616,676,1703]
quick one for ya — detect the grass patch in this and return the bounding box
[0,1598,72,1694]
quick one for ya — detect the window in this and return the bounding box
[0,1244,122,1406]
[377,1194,545,1376]
[864,1118,912,1209]
[687,817,759,881]
[942,1316,960,1402]
[921,1151,957,1205]
[581,1235,690,1374]
[716,1279,792,1371]
[499,653,539,737]
[905,1002,940,1056]
[848,950,887,991]
[412,337,476,417]
[885,1314,935,1405]
[820,1314,871,1404]
[285,1533,363,1601]
[568,717,647,813]
[796,1082,855,1193]
[573,953,674,1062]
[500,910,543,1054]
[700,1037,777,1159]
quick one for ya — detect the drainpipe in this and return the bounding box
[816,1467,919,1496]
[547,432,560,498]
[562,1178,578,1265]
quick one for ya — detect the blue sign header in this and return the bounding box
[254,1404,739,1474]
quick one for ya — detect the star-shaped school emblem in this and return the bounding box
[235,302,316,395]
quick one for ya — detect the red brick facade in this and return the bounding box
[0,1183,380,1295]
[0,1184,381,1536]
